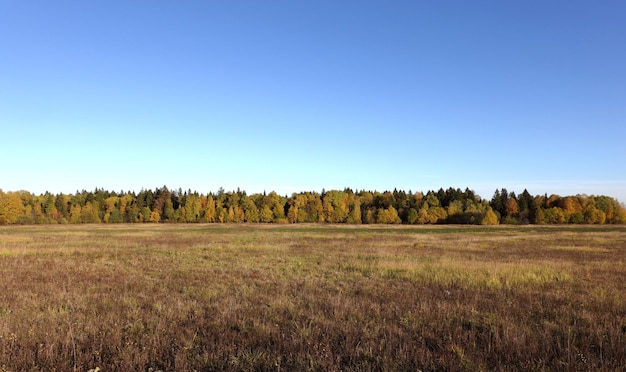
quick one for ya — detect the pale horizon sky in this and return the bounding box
[1,1,625,203]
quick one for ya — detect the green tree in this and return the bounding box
[595,195,625,224]
[407,208,418,224]
[54,193,70,220]
[140,207,152,223]
[152,186,170,216]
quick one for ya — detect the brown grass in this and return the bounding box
[0,224,625,371]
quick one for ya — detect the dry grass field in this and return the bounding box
[0,224,625,371]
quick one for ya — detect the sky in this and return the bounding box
[1,1,625,202]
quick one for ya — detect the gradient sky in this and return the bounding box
[1,1,625,202]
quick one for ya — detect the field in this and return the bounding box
[0,224,625,371]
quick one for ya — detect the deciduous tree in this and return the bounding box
[481,207,499,225]
[0,190,25,224]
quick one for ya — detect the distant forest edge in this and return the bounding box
[0,187,624,225]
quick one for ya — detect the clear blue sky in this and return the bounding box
[1,1,625,202]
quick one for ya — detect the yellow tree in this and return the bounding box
[103,196,119,223]
[447,200,464,220]
[584,208,606,224]
[416,205,430,224]
[287,203,298,223]
[260,205,273,223]
[324,190,349,223]
[149,210,161,223]
[262,192,285,222]
[203,195,216,223]
[305,193,324,223]
[81,202,102,223]
[560,196,583,223]
[233,205,245,223]
[227,206,235,223]
[376,208,389,224]
[185,194,201,223]
[103,196,118,214]
[241,195,259,223]
[544,207,567,224]
[0,190,26,224]
[364,209,375,224]
[534,208,546,224]
[323,199,335,223]
[428,207,448,224]
[69,204,82,224]
[347,195,362,224]
[481,207,499,225]
[560,197,583,215]
[388,206,402,224]
[119,194,132,217]
[217,208,228,223]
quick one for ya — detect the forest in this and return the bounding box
[0,186,624,225]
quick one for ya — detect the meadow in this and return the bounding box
[0,224,625,371]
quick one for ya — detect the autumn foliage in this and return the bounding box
[0,187,624,225]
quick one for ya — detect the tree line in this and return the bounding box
[0,187,624,225]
